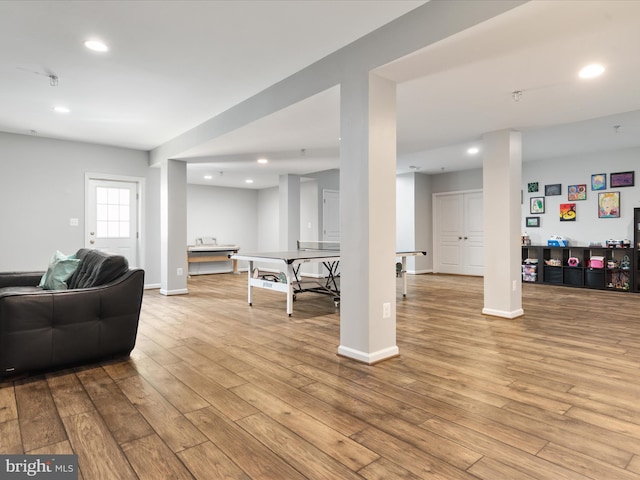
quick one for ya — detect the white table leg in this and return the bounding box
[247,260,253,306]
[286,263,294,316]
[402,256,408,296]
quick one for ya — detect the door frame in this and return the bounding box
[85,172,145,269]
[432,188,482,274]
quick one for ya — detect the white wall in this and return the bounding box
[521,146,640,246]
[431,168,482,194]
[186,184,258,274]
[211,181,322,274]
[0,132,161,285]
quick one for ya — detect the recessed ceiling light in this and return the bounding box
[467,147,480,155]
[203,175,212,180]
[84,40,109,52]
[245,179,254,184]
[257,158,268,164]
[578,63,605,79]
[53,105,70,113]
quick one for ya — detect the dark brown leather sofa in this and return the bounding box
[0,248,144,377]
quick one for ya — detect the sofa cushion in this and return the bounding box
[40,251,81,290]
[67,249,129,289]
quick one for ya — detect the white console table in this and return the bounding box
[187,244,240,274]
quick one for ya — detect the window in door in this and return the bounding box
[96,186,131,238]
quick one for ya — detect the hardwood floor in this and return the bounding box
[3,273,640,479]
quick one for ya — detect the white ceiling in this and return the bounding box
[2,1,640,189]
[0,1,423,146]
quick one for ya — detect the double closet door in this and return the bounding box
[434,191,484,276]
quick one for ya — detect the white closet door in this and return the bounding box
[436,194,465,274]
[435,191,484,276]
[463,191,484,276]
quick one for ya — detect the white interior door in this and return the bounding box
[434,191,483,275]
[463,191,484,276]
[323,189,340,242]
[435,194,464,274]
[86,178,139,267]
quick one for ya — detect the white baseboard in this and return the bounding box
[337,345,400,365]
[144,283,161,290]
[159,288,189,296]
[482,307,524,319]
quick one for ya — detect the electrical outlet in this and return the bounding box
[177,267,184,276]
[383,302,391,318]
[69,218,79,226]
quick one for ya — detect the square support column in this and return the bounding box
[160,158,188,295]
[482,130,523,318]
[279,174,300,251]
[338,72,398,364]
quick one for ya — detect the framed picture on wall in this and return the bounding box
[567,184,586,201]
[545,184,562,196]
[530,197,545,214]
[526,216,540,228]
[598,191,620,218]
[591,173,606,190]
[610,171,634,188]
[560,203,576,221]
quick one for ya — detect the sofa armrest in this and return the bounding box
[0,272,44,288]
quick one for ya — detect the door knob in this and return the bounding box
[89,240,95,244]
[458,237,462,240]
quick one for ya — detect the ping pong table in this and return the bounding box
[230,241,426,316]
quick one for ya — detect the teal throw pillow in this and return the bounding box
[40,251,81,290]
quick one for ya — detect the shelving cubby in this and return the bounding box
[604,247,633,291]
[521,245,542,283]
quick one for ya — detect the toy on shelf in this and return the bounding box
[606,239,631,248]
[547,235,568,247]
[589,256,605,269]
[620,255,631,270]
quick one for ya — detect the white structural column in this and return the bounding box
[279,174,300,250]
[482,130,523,318]
[338,72,398,364]
[160,159,188,296]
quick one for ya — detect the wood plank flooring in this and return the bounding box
[2,273,640,479]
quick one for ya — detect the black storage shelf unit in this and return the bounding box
[635,208,640,293]
[522,245,634,292]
